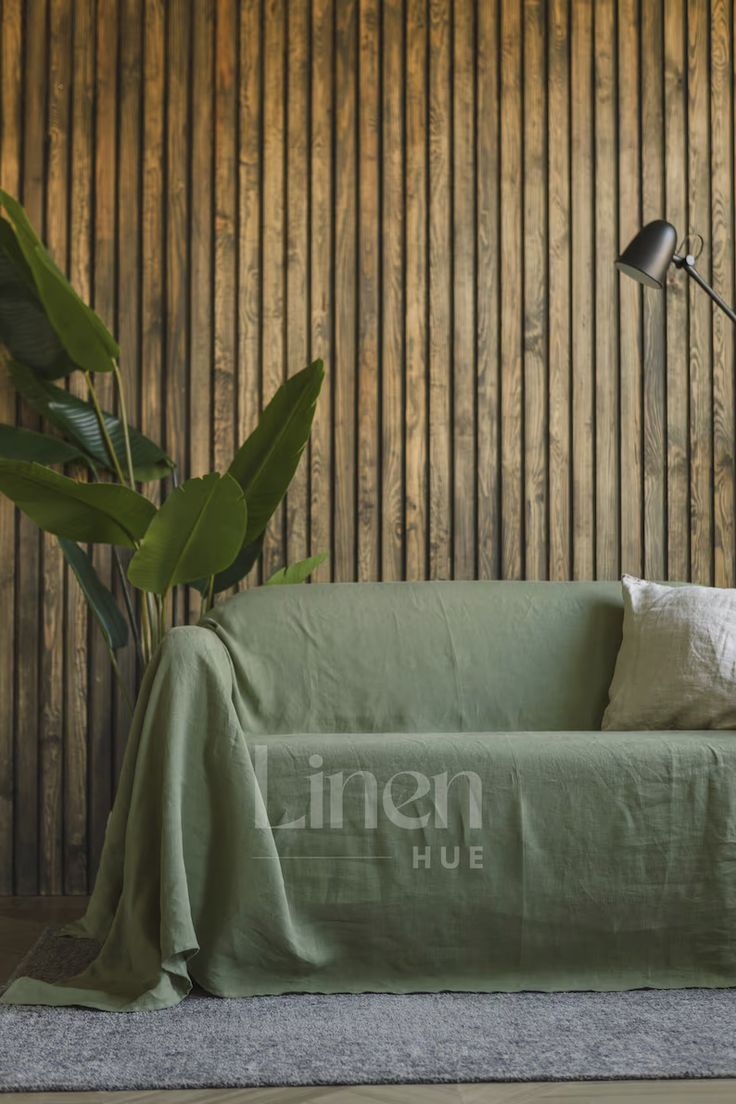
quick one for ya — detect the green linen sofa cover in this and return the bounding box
[3,579,736,1012]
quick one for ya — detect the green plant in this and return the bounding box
[0,188,327,700]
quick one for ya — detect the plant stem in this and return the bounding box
[107,644,135,716]
[112,359,137,490]
[139,589,153,665]
[112,546,143,665]
[205,574,215,614]
[84,371,126,485]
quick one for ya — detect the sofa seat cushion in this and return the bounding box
[4,626,736,1009]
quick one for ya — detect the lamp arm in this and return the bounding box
[673,253,736,325]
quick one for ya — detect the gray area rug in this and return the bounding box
[2,929,736,1092]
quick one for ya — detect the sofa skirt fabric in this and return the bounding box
[2,614,736,1009]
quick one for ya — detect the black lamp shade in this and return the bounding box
[616,220,678,289]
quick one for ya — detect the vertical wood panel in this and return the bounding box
[428,0,451,580]
[64,0,93,894]
[309,0,333,581]
[500,0,523,580]
[664,0,690,581]
[191,0,214,486]
[39,0,71,895]
[15,0,47,895]
[641,0,666,580]
[381,0,404,582]
[547,0,570,581]
[334,0,357,582]
[523,0,547,579]
[687,0,713,585]
[711,0,735,587]
[236,0,260,582]
[213,0,238,480]
[453,0,476,580]
[116,0,142,769]
[476,0,499,582]
[0,0,22,894]
[166,0,191,626]
[357,0,380,581]
[594,0,619,581]
[261,0,285,578]
[404,0,428,582]
[141,0,164,496]
[89,0,118,874]
[285,0,309,570]
[571,0,594,579]
[618,0,643,578]
[3,0,736,890]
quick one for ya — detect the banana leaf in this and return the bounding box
[0,459,155,546]
[265,552,329,586]
[128,472,247,594]
[228,359,324,545]
[59,537,128,650]
[0,191,118,374]
[9,359,173,481]
[0,422,87,466]
[0,221,78,379]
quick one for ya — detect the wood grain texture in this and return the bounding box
[640,0,666,581]
[570,0,594,580]
[2,0,736,891]
[39,0,72,896]
[404,0,428,582]
[285,0,310,572]
[593,0,619,582]
[664,0,690,583]
[522,0,547,580]
[546,0,570,582]
[334,0,358,582]
[500,0,523,580]
[261,0,285,579]
[15,0,47,895]
[687,0,713,585]
[357,0,380,581]
[381,0,404,582]
[618,0,643,579]
[711,0,735,588]
[309,0,333,583]
[64,0,94,894]
[428,0,451,580]
[476,0,500,582]
[0,0,22,896]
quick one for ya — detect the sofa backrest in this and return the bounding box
[203,580,624,734]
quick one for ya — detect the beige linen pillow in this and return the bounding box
[602,574,736,730]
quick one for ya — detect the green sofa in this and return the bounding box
[4,579,736,1011]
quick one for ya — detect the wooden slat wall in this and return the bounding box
[0,0,734,891]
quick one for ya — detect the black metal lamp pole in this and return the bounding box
[616,219,736,325]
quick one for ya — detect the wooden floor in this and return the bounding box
[1,900,734,1104]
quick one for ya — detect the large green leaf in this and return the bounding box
[265,552,329,586]
[190,534,264,597]
[0,422,86,465]
[228,359,324,544]
[0,459,155,546]
[9,359,173,481]
[128,472,247,594]
[59,537,128,650]
[0,221,77,379]
[0,192,118,374]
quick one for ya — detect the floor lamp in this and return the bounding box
[616,219,736,324]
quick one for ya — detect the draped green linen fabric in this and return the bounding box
[3,580,736,1012]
